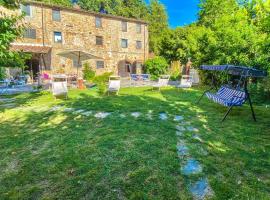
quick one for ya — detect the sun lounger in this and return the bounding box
[108,76,121,95]
[51,75,68,99]
[153,75,170,90]
[176,75,193,89]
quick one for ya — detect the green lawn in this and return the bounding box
[0,87,269,200]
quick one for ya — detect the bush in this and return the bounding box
[144,57,169,80]
[168,61,181,81]
[249,78,270,104]
[82,62,95,82]
[93,72,113,95]
[0,67,6,80]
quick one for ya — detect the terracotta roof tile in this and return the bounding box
[10,44,51,54]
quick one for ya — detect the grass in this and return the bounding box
[0,87,269,199]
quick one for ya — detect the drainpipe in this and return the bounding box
[38,4,45,76]
[144,24,146,62]
[41,4,45,46]
[41,4,48,73]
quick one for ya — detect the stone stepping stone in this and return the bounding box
[0,98,15,103]
[131,112,141,118]
[50,106,62,111]
[81,111,92,116]
[176,125,186,132]
[189,178,214,200]
[182,121,191,125]
[120,114,126,118]
[73,109,85,114]
[176,131,183,137]
[63,108,74,112]
[174,115,184,121]
[159,113,168,120]
[94,112,111,119]
[181,159,202,175]
[177,143,189,157]
[0,103,16,108]
[187,126,199,132]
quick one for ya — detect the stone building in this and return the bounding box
[8,1,149,78]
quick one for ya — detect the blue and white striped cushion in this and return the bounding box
[206,86,246,107]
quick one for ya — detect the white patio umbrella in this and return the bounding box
[57,50,101,76]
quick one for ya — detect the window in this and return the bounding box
[96,61,104,69]
[96,36,103,45]
[95,17,102,28]
[54,31,62,43]
[52,9,61,21]
[136,41,142,49]
[21,4,31,16]
[23,29,36,39]
[136,24,141,33]
[122,21,127,32]
[121,39,128,48]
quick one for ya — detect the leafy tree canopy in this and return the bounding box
[0,0,30,69]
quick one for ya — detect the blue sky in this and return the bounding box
[146,0,200,28]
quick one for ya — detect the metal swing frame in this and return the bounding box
[197,65,267,122]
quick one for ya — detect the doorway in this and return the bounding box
[118,60,134,77]
[25,57,40,80]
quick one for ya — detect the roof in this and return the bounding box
[10,43,51,54]
[200,65,267,78]
[23,1,148,25]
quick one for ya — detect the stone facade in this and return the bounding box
[8,1,149,77]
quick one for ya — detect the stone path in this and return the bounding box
[159,112,168,120]
[94,112,111,119]
[175,119,214,199]
[131,112,141,118]
[0,98,17,108]
[23,104,215,199]
[190,179,213,200]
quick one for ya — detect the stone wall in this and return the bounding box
[11,2,149,77]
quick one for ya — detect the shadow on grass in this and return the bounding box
[0,87,269,199]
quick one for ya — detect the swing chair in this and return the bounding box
[197,65,267,122]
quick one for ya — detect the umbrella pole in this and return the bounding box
[77,52,80,78]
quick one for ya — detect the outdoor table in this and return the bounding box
[0,80,9,95]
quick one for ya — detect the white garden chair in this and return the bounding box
[51,74,68,99]
[108,76,121,95]
[176,75,193,89]
[153,75,170,91]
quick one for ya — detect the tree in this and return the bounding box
[190,0,262,68]
[35,0,72,7]
[147,0,169,54]
[0,0,30,70]
[78,0,148,19]
[144,56,168,80]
